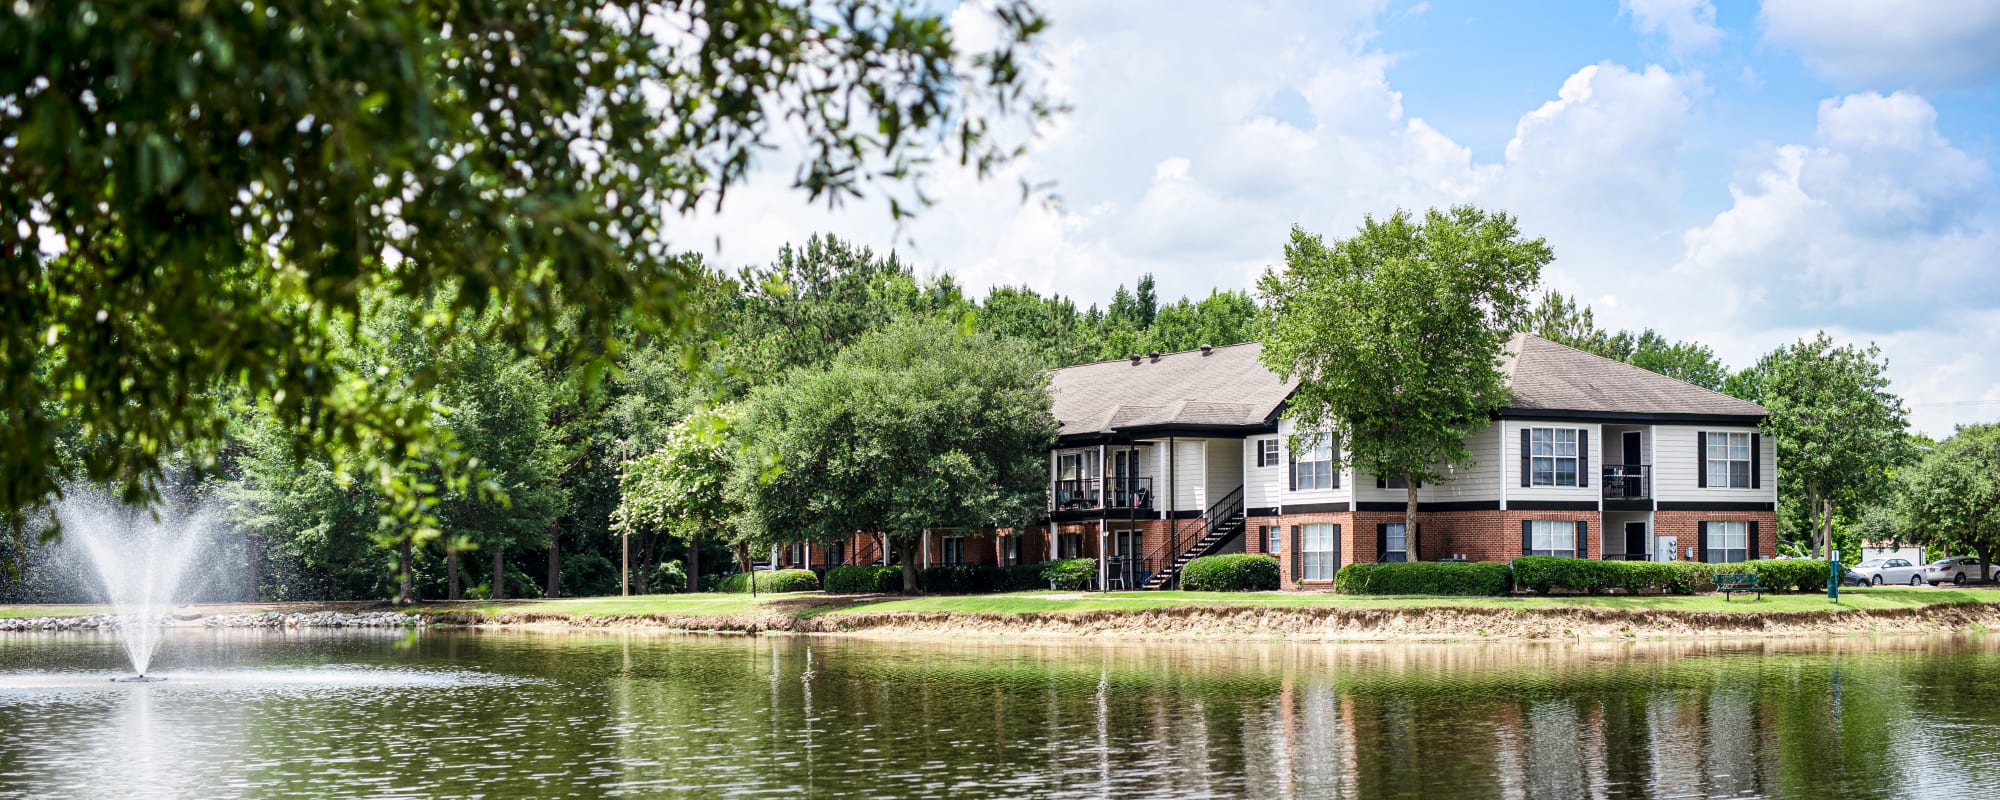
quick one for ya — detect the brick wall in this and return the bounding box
[1654,510,1779,562]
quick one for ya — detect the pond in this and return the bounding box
[3,629,2000,799]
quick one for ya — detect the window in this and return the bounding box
[1302,523,1338,580]
[1258,439,1281,467]
[1383,523,1408,563]
[1295,438,1336,490]
[826,542,845,567]
[1060,533,1083,559]
[1264,525,1280,554]
[1529,427,1581,487]
[1705,521,1748,563]
[942,537,966,565]
[1528,520,1577,558]
[1706,432,1752,489]
[1003,536,1019,566]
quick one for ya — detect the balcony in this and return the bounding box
[1602,465,1649,501]
[1053,477,1154,512]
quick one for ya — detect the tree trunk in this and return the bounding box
[1405,481,1420,561]
[397,538,414,605]
[1977,543,1994,583]
[1820,498,1836,561]
[447,546,461,601]
[545,523,561,599]
[735,542,751,574]
[491,548,506,601]
[897,537,920,594]
[687,533,701,593]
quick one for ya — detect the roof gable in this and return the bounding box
[1048,343,1296,437]
[1499,333,1769,418]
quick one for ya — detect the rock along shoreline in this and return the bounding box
[8,602,2000,642]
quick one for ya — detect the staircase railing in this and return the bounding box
[1138,484,1245,584]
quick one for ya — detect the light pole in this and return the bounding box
[618,437,630,597]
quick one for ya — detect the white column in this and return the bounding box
[1497,422,1509,512]
[804,542,812,570]
[1098,521,1108,592]
[922,528,931,568]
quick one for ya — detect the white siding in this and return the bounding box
[1651,425,1776,503]
[1164,439,1207,512]
[1500,420,1603,503]
[1428,424,1502,503]
[1275,418,1352,507]
[1205,437,1244,507]
[1244,436,1285,510]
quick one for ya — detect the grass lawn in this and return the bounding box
[0,605,108,619]
[422,592,843,619]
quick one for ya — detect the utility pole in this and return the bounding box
[619,438,630,597]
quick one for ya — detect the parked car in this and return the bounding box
[1922,557,1990,586]
[1848,558,1924,586]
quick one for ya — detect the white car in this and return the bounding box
[1850,558,1925,586]
[1922,557,1990,586]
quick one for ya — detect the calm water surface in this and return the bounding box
[3,629,1999,799]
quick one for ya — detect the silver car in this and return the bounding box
[1922,557,1990,586]
[1850,558,1924,586]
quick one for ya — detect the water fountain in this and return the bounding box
[57,493,214,682]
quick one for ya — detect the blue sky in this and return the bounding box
[683,1,2000,435]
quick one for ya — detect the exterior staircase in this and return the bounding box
[1140,485,1245,590]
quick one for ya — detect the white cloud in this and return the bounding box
[1760,0,2000,88]
[1670,91,1999,434]
[1623,0,1723,55]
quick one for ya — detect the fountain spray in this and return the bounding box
[58,492,213,681]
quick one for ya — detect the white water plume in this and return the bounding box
[58,493,215,677]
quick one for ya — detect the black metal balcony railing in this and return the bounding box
[1052,477,1154,511]
[1602,465,1649,500]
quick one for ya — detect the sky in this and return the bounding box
[675,0,2000,437]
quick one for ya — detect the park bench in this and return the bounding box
[1715,572,1767,601]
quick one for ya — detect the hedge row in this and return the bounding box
[715,569,820,594]
[1332,558,1830,597]
[824,565,902,594]
[1180,554,1280,591]
[1334,561,1513,596]
[821,558,1101,594]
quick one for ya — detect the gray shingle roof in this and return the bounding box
[1499,333,1769,417]
[1049,343,1297,436]
[1047,334,1765,435]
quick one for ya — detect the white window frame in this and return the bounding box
[1302,523,1337,581]
[1265,525,1281,554]
[1529,427,1581,487]
[1705,521,1748,563]
[1383,522,1408,563]
[1706,432,1752,490]
[1257,439,1281,468]
[1529,520,1577,558]
[1297,438,1335,491]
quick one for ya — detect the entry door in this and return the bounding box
[1113,530,1142,587]
[1621,431,1643,498]
[1625,522,1647,561]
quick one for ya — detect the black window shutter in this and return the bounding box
[1751,433,1762,489]
[1332,442,1342,489]
[1521,428,1532,487]
[1376,476,1386,489]
[1413,523,1422,562]
[1376,524,1388,563]
[1290,526,1302,582]
[1288,454,1297,491]
[1749,521,1760,560]
[1521,520,1534,555]
[1697,521,1709,563]
[1578,520,1588,559]
[1578,430,1590,487]
[1696,432,1708,488]
[1331,524,1342,570]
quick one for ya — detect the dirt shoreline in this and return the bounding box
[415,601,2000,643]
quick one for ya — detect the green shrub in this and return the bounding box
[1512,558,1723,595]
[1003,563,1048,591]
[918,564,1008,593]
[1334,561,1512,596]
[824,565,902,594]
[1179,554,1280,591]
[715,569,820,594]
[1040,558,1097,591]
[653,560,688,594]
[1742,559,1828,592]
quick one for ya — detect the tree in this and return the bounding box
[1,1,1054,562]
[1526,292,1618,358]
[735,318,1055,592]
[613,407,745,593]
[1733,333,1910,559]
[1898,425,2000,580]
[1259,207,1548,541]
[1623,330,1728,392]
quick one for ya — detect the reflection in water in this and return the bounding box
[3,631,2000,798]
